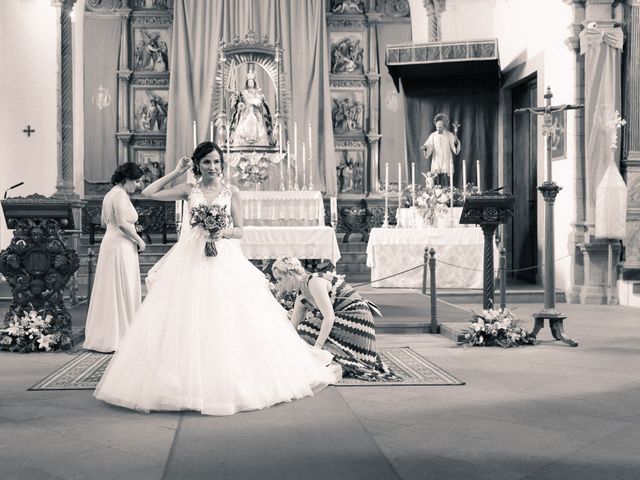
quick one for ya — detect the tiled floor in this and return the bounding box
[1,301,639,479]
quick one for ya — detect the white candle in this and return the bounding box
[462,160,467,193]
[330,196,337,221]
[192,120,197,149]
[226,127,230,155]
[397,162,402,207]
[476,159,481,192]
[278,124,283,155]
[308,124,312,155]
[302,142,306,188]
[287,141,291,186]
[209,121,214,142]
[449,159,454,209]
[294,122,298,160]
[411,162,416,205]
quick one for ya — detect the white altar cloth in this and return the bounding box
[241,226,340,264]
[366,227,495,289]
[240,191,325,226]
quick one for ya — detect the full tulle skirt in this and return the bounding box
[94,231,340,415]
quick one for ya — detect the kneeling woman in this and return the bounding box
[272,257,397,381]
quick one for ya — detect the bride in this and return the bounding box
[94,141,340,415]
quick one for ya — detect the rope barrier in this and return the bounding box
[351,253,573,289]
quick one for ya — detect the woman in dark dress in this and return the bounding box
[272,256,397,381]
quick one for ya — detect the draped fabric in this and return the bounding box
[402,77,499,191]
[83,16,121,182]
[579,27,624,222]
[376,22,411,185]
[166,0,336,194]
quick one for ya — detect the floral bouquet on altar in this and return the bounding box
[189,204,229,257]
[0,308,72,353]
[460,308,536,348]
[236,153,272,188]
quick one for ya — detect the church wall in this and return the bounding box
[0,0,59,250]
[408,0,494,43]
[494,0,576,293]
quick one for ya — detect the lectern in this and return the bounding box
[460,193,515,310]
[0,195,79,349]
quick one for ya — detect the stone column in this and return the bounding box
[621,0,640,281]
[572,0,624,303]
[116,7,132,164]
[366,11,382,196]
[53,0,78,199]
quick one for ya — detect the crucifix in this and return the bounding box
[515,86,582,347]
[23,125,35,137]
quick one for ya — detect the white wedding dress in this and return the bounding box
[94,184,340,415]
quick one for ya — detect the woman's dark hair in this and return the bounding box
[111,162,144,185]
[191,141,225,177]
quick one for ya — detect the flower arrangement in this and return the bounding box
[0,309,72,353]
[236,153,272,187]
[189,204,229,257]
[460,308,536,348]
[402,183,480,220]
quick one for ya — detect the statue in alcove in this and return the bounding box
[229,64,274,147]
[331,0,364,14]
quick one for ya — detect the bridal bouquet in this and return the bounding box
[460,309,536,348]
[189,204,229,257]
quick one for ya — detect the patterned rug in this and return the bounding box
[29,347,463,391]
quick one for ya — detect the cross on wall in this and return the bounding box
[23,125,35,137]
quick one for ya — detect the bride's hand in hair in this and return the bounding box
[174,157,192,174]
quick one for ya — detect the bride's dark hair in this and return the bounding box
[191,141,225,177]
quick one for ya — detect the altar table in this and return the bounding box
[241,226,340,264]
[240,191,325,227]
[366,227,495,289]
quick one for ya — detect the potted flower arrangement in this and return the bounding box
[0,307,72,352]
[460,308,536,348]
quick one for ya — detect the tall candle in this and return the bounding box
[192,120,197,149]
[462,160,467,193]
[278,124,283,155]
[476,160,481,192]
[308,124,312,154]
[330,196,337,221]
[226,126,230,156]
[449,159,454,209]
[294,122,298,160]
[302,142,306,188]
[287,141,291,186]
[210,121,214,142]
[411,162,416,205]
[397,162,402,207]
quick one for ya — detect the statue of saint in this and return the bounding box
[421,113,460,185]
[229,65,274,147]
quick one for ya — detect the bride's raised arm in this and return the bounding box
[141,157,192,201]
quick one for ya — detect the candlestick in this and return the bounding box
[294,122,298,161]
[411,162,416,206]
[192,120,197,149]
[476,159,481,192]
[287,141,292,190]
[462,160,467,194]
[210,121,214,142]
[383,162,389,228]
[449,159,454,227]
[330,196,338,225]
[301,142,307,190]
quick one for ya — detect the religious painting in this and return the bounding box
[550,110,566,160]
[134,150,165,187]
[133,89,168,133]
[330,0,365,14]
[336,150,365,194]
[330,32,365,74]
[133,28,170,72]
[331,90,365,135]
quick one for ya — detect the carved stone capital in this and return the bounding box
[365,72,380,86]
[117,70,133,82]
[365,133,382,145]
[538,181,563,202]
